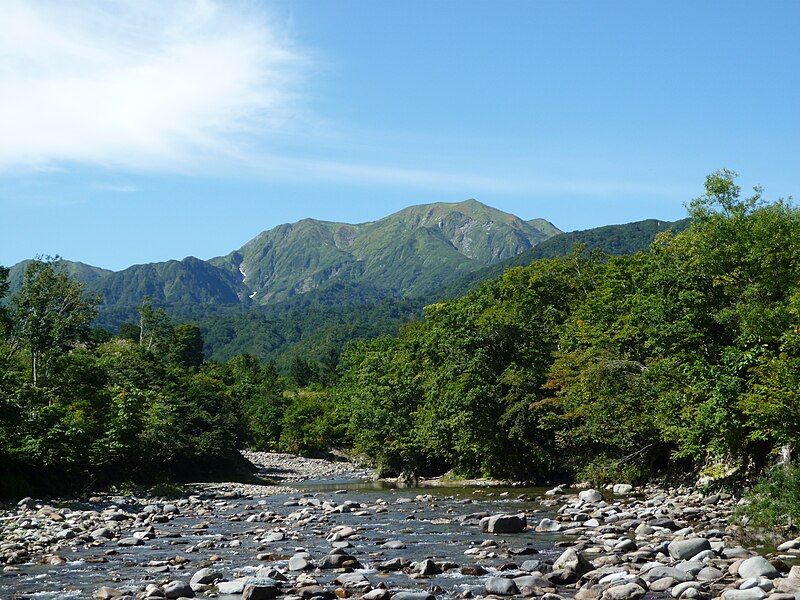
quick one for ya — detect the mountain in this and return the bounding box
[197,217,690,365]
[92,256,243,307]
[7,259,112,294]
[3,205,690,368]
[438,218,691,299]
[5,199,560,325]
[210,199,560,303]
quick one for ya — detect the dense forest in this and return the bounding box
[1,171,798,499]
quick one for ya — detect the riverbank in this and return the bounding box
[241,450,373,482]
[2,475,798,600]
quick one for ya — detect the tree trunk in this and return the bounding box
[779,443,792,471]
[32,351,37,387]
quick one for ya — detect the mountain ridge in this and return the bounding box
[7,198,560,312]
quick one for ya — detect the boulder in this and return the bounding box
[738,556,779,580]
[642,566,693,583]
[513,575,550,591]
[721,589,767,600]
[117,537,143,547]
[671,582,703,598]
[667,538,711,561]
[480,514,527,534]
[163,581,194,599]
[94,588,126,600]
[217,579,249,595]
[390,593,436,600]
[553,548,594,576]
[379,557,411,571]
[579,489,604,503]
[413,559,441,576]
[696,566,725,581]
[484,577,519,596]
[320,553,360,569]
[242,583,280,600]
[536,518,561,532]
[189,568,222,586]
[289,554,312,571]
[601,583,646,600]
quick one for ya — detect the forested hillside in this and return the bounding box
[2,171,798,499]
[320,171,798,482]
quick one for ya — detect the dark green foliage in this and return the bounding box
[323,171,800,483]
[736,466,800,530]
[169,324,204,367]
[438,218,691,299]
[279,392,335,456]
[118,322,140,342]
[4,172,799,502]
[290,356,317,387]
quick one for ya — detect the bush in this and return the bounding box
[279,392,334,455]
[736,465,800,530]
[577,458,647,486]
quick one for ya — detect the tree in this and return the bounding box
[290,355,316,387]
[0,265,9,338]
[118,322,141,342]
[137,297,172,352]
[169,324,204,367]
[8,258,98,386]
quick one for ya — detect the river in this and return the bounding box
[1,478,561,600]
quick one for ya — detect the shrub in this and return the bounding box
[736,465,800,530]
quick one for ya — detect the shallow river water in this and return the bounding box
[1,479,563,600]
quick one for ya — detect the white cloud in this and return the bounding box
[0,1,686,201]
[0,0,306,171]
[93,183,137,193]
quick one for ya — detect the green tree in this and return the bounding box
[8,258,98,386]
[169,323,204,367]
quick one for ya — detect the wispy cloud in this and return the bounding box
[0,0,306,171]
[0,1,685,201]
[93,183,137,193]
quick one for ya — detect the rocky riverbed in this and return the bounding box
[1,477,798,600]
[240,452,373,483]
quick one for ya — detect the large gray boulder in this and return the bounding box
[602,582,646,600]
[721,589,767,600]
[738,556,779,580]
[242,582,280,600]
[668,538,711,561]
[484,577,519,596]
[390,593,436,600]
[288,554,312,571]
[190,567,222,589]
[579,489,604,503]
[217,579,249,595]
[642,566,694,583]
[163,581,194,599]
[94,588,125,600]
[513,575,550,591]
[480,513,527,534]
[553,548,594,576]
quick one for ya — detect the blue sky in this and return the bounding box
[1,0,798,271]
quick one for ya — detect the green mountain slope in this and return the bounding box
[7,198,558,328]
[7,259,112,295]
[437,218,691,299]
[4,207,685,368]
[198,218,688,363]
[210,198,560,303]
[89,256,245,307]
